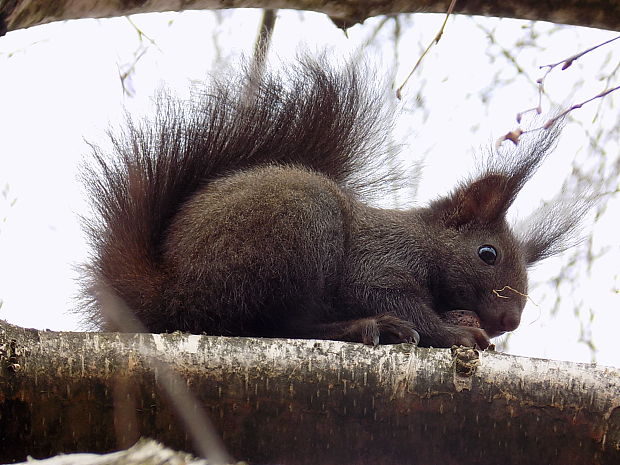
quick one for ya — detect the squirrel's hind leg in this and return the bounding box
[293,314,421,346]
[161,165,350,336]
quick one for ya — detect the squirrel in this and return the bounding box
[80,57,586,349]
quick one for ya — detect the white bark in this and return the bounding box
[12,439,221,465]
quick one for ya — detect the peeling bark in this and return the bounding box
[1,320,619,464]
[11,439,222,465]
[1,0,620,36]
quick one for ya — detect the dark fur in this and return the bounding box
[81,58,583,348]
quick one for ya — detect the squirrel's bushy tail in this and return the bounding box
[80,57,398,329]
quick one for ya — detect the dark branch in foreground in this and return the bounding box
[2,0,620,36]
[1,320,619,465]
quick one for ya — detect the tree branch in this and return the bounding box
[2,0,620,36]
[1,320,619,464]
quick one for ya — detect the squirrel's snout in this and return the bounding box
[500,311,521,332]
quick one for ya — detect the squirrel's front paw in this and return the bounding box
[449,325,491,349]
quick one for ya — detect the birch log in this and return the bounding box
[0,320,619,465]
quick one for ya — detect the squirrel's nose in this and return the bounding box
[501,311,521,332]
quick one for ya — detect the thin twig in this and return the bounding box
[497,83,620,146]
[542,85,620,128]
[501,34,620,144]
[396,0,458,99]
[542,35,620,72]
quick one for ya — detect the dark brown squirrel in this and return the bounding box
[80,58,586,349]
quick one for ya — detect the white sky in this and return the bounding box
[0,9,619,367]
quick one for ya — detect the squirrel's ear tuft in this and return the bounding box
[518,195,594,265]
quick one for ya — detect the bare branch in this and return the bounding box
[251,9,278,75]
[501,34,620,144]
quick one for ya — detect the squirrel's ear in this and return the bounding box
[438,174,514,227]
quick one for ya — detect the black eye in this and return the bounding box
[478,245,497,265]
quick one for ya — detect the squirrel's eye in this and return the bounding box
[478,245,497,265]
